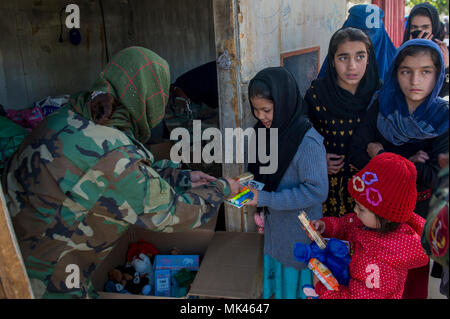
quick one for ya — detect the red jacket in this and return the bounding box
[315,213,429,299]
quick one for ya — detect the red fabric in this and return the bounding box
[126,239,159,262]
[348,152,417,223]
[314,213,429,299]
[372,0,405,47]
[402,262,430,299]
[6,106,44,131]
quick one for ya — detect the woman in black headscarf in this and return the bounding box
[304,27,381,218]
[244,67,328,299]
[404,2,449,99]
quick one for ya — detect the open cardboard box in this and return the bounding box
[91,216,264,299]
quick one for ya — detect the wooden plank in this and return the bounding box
[0,184,33,299]
[0,279,6,299]
[213,0,248,232]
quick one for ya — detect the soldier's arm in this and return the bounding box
[136,164,230,232]
[99,147,230,232]
[151,159,192,191]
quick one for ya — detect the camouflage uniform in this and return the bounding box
[1,47,230,298]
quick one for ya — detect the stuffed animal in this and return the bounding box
[254,211,264,234]
[127,239,159,262]
[104,265,152,295]
[131,253,154,294]
[104,268,131,294]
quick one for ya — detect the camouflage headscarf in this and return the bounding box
[69,46,170,143]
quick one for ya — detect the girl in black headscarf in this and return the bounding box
[404,2,449,99]
[245,67,328,299]
[304,27,381,218]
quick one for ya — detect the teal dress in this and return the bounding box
[257,128,328,299]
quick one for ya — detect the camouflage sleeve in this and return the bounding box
[151,159,192,191]
[98,146,230,232]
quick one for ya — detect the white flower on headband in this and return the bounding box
[352,172,383,206]
[352,176,365,192]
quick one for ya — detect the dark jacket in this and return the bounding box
[348,101,449,217]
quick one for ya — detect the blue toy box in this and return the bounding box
[154,269,171,297]
[154,255,199,297]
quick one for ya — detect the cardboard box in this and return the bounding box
[91,215,264,299]
[188,232,264,299]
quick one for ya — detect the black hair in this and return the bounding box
[91,93,118,125]
[411,7,432,20]
[248,79,272,101]
[394,45,441,79]
[376,216,401,234]
[329,27,373,60]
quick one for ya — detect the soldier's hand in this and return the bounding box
[224,177,241,198]
[190,171,217,187]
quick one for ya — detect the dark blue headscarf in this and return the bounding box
[376,39,449,146]
[318,4,396,81]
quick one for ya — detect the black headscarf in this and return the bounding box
[173,61,218,109]
[403,2,444,43]
[311,28,381,119]
[247,67,312,192]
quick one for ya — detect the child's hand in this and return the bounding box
[367,142,384,158]
[326,153,344,175]
[243,184,259,207]
[312,272,320,287]
[311,220,325,234]
[408,150,429,163]
[434,39,449,68]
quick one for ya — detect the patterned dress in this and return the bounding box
[305,86,365,217]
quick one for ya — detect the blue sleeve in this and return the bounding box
[257,133,328,210]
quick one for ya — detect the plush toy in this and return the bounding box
[293,238,351,286]
[104,265,152,295]
[254,211,264,234]
[131,253,154,295]
[127,239,159,262]
[104,268,131,294]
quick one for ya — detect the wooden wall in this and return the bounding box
[0,0,216,110]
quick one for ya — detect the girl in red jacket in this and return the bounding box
[311,152,429,298]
